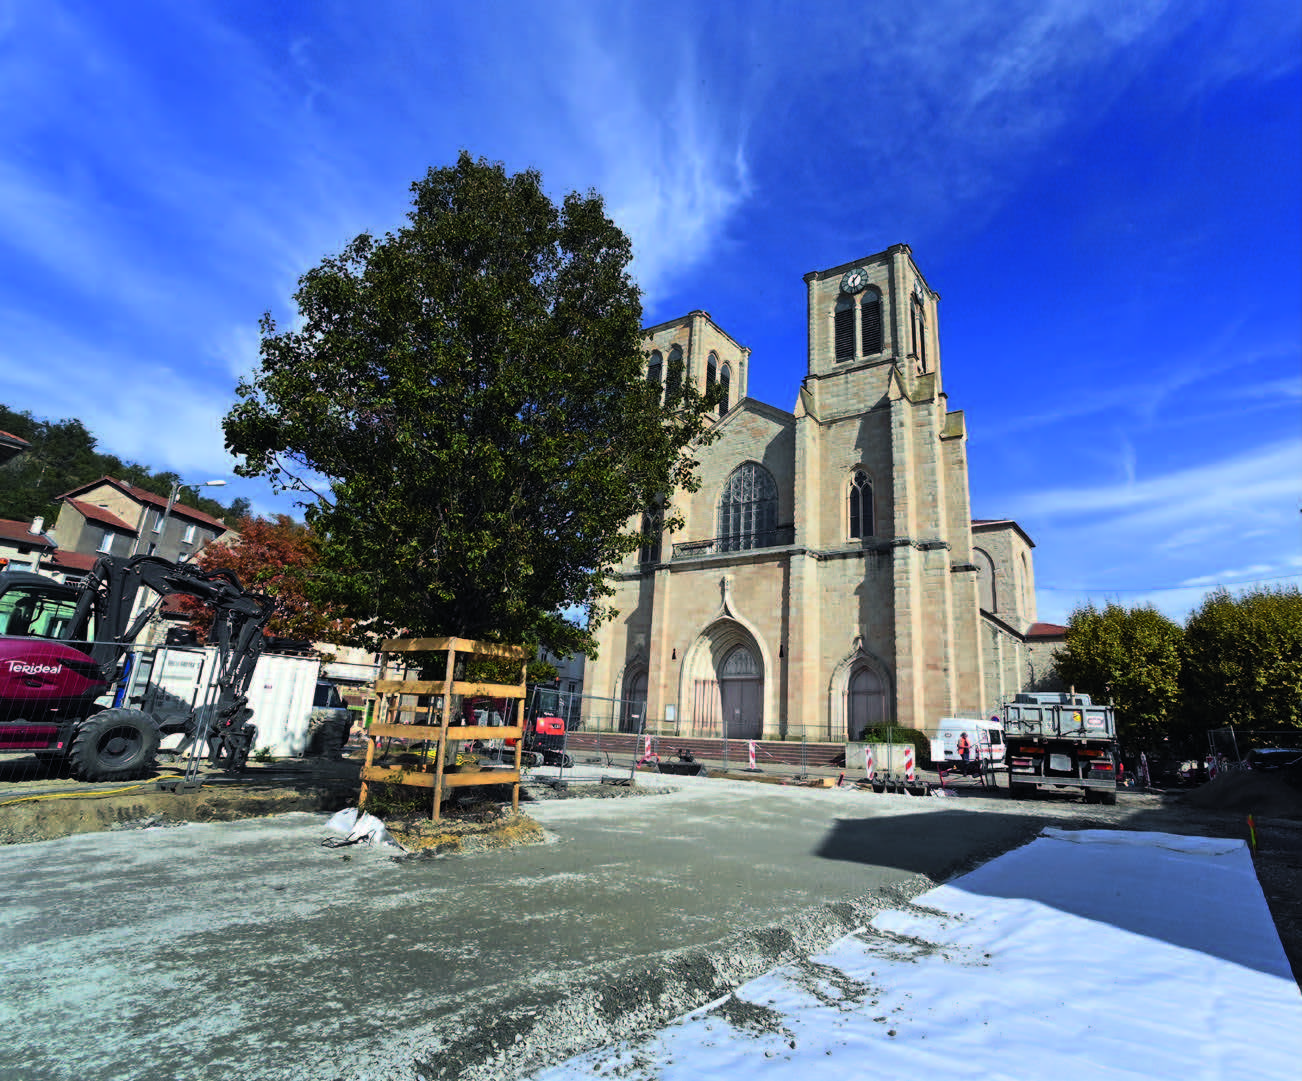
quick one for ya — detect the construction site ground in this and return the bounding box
[0,746,1298,1081]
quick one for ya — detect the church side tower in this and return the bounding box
[792,245,982,735]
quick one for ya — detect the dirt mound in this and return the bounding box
[1179,767,1302,820]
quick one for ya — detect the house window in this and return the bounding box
[861,288,882,355]
[718,364,731,415]
[834,296,855,360]
[152,510,163,533]
[718,462,778,551]
[665,346,684,406]
[182,524,197,544]
[848,470,873,539]
[97,530,114,554]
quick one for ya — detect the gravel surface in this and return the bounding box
[1,758,1297,1081]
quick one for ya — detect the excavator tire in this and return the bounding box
[68,709,160,782]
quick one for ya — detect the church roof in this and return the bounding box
[971,518,1036,548]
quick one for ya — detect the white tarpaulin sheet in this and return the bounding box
[529,828,1302,1080]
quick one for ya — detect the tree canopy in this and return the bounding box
[224,153,717,656]
[1052,602,1185,748]
[1182,586,1302,733]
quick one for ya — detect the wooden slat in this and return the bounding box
[378,637,531,660]
[441,725,523,740]
[361,766,520,789]
[373,679,451,694]
[441,770,520,787]
[450,681,526,699]
[372,678,527,697]
[368,723,523,741]
[361,765,439,788]
[368,723,444,740]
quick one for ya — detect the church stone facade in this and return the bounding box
[587,245,1050,741]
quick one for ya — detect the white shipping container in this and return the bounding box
[243,653,321,757]
[121,646,321,757]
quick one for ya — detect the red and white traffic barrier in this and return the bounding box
[864,746,874,781]
[644,734,653,759]
[747,740,757,770]
[904,745,915,783]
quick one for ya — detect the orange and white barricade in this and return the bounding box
[747,740,757,769]
[864,746,874,781]
[904,745,915,783]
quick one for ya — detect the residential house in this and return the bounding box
[0,517,57,574]
[49,476,230,569]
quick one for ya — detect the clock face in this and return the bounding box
[840,268,867,295]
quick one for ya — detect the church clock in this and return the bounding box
[839,267,868,294]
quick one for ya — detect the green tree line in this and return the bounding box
[0,404,250,525]
[1053,586,1302,752]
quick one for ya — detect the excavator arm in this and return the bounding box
[74,556,275,765]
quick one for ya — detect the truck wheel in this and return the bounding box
[1008,780,1031,800]
[69,709,160,782]
[1099,788,1117,806]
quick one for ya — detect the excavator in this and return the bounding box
[0,554,274,781]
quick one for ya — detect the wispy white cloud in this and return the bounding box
[1012,439,1301,523]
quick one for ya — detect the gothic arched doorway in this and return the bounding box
[718,645,763,740]
[684,621,766,740]
[847,665,886,740]
[620,669,647,733]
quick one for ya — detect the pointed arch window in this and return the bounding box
[834,295,855,361]
[912,298,927,374]
[860,287,882,356]
[706,352,718,391]
[647,351,663,402]
[718,364,731,415]
[639,509,662,565]
[719,462,778,552]
[848,470,874,539]
[666,345,684,406]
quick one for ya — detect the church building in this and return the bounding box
[587,245,1058,741]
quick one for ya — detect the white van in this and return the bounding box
[928,717,1005,765]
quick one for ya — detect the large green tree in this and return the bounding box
[1182,586,1302,734]
[224,153,717,655]
[1052,602,1185,749]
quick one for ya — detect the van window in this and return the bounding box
[987,729,1003,746]
[313,682,344,709]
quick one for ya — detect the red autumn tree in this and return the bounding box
[178,515,351,646]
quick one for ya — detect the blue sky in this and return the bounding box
[1,1,1298,625]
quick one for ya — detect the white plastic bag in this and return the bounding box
[324,807,404,852]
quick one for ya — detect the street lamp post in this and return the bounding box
[158,479,226,560]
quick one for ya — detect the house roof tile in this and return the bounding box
[0,519,57,548]
[58,476,228,531]
[66,499,137,533]
[42,549,100,573]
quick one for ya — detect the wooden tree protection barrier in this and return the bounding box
[359,637,530,820]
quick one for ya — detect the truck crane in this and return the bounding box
[0,554,274,781]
